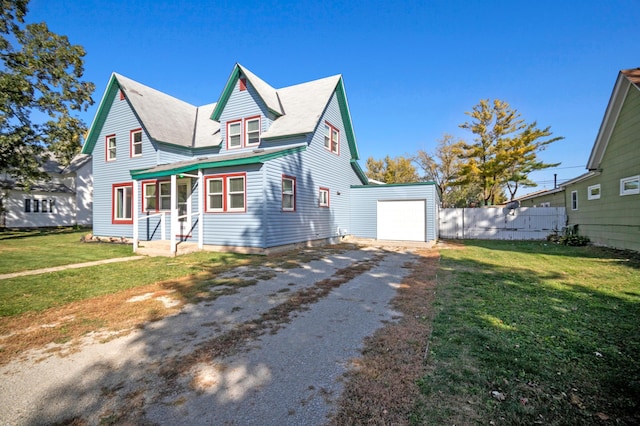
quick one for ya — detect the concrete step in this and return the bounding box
[135,241,200,257]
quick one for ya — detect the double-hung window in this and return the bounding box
[227,176,245,211]
[207,178,224,212]
[571,190,578,210]
[142,181,171,212]
[227,121,242,149]
[227,117,261,149]
[620,175,640,196]
[319,187,330,207]
[106,134,117,161]
[205,174,246,213]
[324,122,339,154]
[131,129,142,157]
[113,183,133,224]
[282,175,296,211]
[245,117,260,146]
[143,182,157,212]
[159,181,171,210]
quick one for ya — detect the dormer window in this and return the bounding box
[245,117,260,146]
[227,117,261,149]
[227,121,242,149]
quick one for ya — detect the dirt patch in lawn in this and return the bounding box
[329,248,441,425]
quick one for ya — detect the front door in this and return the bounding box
[177,179,192,237]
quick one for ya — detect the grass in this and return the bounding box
[414,240,640,425]
[0,228,134,274]
[0,250,252,317]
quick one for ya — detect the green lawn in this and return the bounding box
[414,240,640,425]
[0,249,252,317]
[0,228,134,274]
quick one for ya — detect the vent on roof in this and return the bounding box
[119,90,125,101]
[239,78,247,91]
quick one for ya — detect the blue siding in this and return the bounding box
[218,80,270,154]
[350,184,440,242]
[93,93,158,238]
[262,93,358,247]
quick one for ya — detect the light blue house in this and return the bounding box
[81,64,439,254]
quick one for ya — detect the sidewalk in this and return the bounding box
[0,256,145,280]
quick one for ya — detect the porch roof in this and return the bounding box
[130,143,307,180]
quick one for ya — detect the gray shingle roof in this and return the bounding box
[115,74,221,149]
[112,65,341,149]
[261,74,341,140]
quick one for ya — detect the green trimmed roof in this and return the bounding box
[130,144,306,180]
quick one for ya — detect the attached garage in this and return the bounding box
[377,200,425,241]
[349,182,440,243]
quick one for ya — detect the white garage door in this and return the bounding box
[377,200,426,242]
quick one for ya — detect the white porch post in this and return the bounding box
[198,169,204,249]
[132,179,139,252]
[170,174,177,255]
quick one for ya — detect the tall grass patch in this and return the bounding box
[417,241,640,424]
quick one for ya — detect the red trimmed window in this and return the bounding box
[245,116,261,146]
[112,182,133,224]
[227,120,242,149]
[323,122,339,155]
[205,173,246,213]
[106,134,117,161]
[142,180,171,212]
[227,117,261,149]
[282,175,296,212]
[319,187,330,207]
[130,129,142,157]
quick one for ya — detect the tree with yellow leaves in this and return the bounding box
[457,99,562,205]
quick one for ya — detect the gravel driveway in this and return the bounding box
[0,246,419,425]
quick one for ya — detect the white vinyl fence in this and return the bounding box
[439,207,566,240]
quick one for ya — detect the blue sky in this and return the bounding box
[29,0,639,195]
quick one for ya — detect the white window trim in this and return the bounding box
[620,175,640,196]
[226,176,246,212]
[227,121,242,149]
[587,184,601,200]
[206,177,224,212]
[282,176,296,212]
[319,187,330,207]
[106,135,116,161]
[571,190,578,210]
[142,182,157,212]
[113,184,133,222]
[131,129,143,157]
[323,122,339,154]
[244,117,261,146]
[158,181,171,211]
[205,174,246,213]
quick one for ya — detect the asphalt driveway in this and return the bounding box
[0,246,419,425]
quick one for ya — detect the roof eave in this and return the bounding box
[131,145,306,180]
[81,73,120,155]
[586,71,633,170]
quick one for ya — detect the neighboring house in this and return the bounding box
[81,64,441,254]
[0,153,93,228]
[516,187,565,208]
[560,68,640,251]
